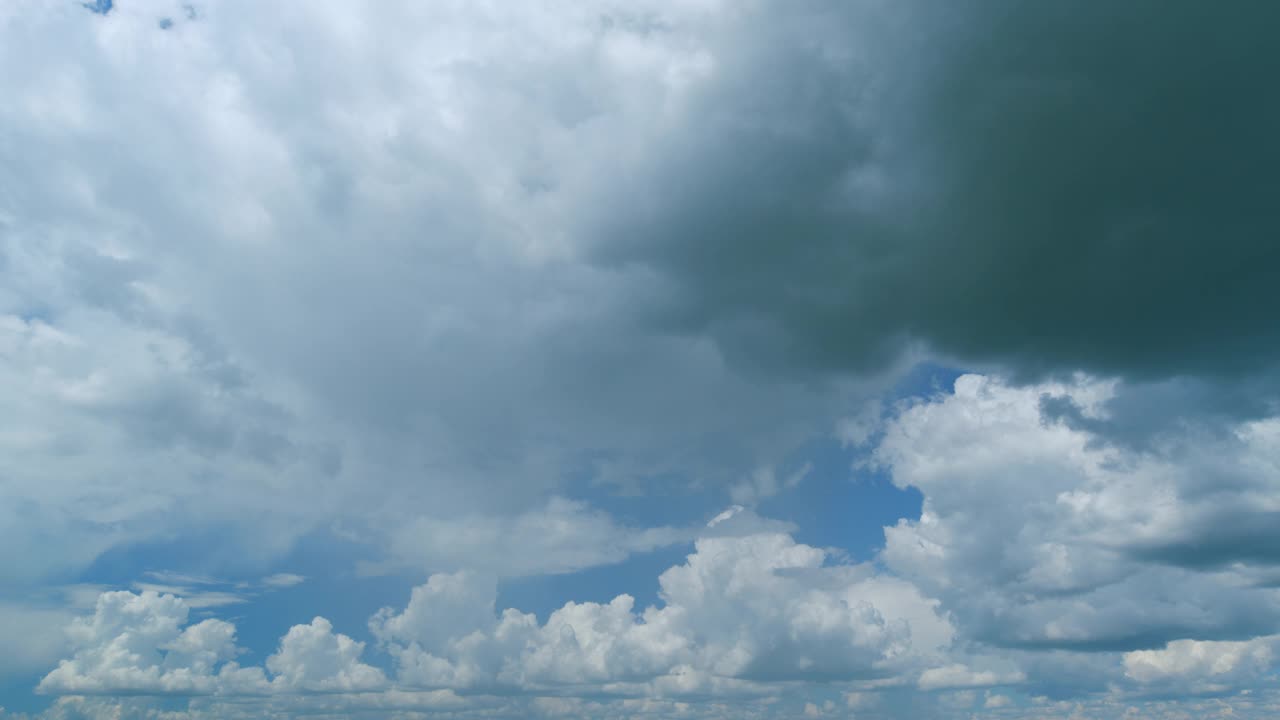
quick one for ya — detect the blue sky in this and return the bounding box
[2,2,1280,719]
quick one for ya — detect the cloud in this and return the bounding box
[265,618,385,692]
[40,523,952,707]
[860,372,1280,705]
[874,374,1280,657]
[0,603,74,679]
[589,1,1280,387]
[370,526,952,693]
[127,585,245,610]
[7,0,1280,717]
[37,591,266,696]
[916,664,1025,692]
[36,590,385,697]
[260,574,305,589]
[27,504,1280,716]
[0,0,892,596]
[122,570,308,609]
[1124,637,1277,689]
[984,692,1012,709]
[375,497,688,577]
[728,463,812,506]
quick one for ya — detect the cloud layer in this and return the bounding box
[38,520,951,702]
[4,0,1280,718]
[30,393,1280,717]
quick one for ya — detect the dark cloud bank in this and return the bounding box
[594,1,1280,392]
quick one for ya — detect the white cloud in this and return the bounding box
[122,570,308,609]
[26,512,1280,718]
[1124,636,1277,686]
[37,591,266,696]
[874,374,1280,658]
[984,692,1012,708]
[371,525,952,693]
[266,618,386,692]
[36,590,385,697]
[128,584,245,610]
[260,574,305,589]
[36,521,950,706]
[917,663,1025,691]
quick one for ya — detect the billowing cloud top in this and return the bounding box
[2,1,1280,719]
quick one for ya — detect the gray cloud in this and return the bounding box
[0,0,891,588]
[590,1,1280,387]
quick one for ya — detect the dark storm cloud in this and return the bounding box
[592,1,1280,386]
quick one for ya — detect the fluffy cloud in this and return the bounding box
[371,527,952,693]
[265,618,385,692]
[870,374,1280,702]
[1124,637,1277,690]
[36,591,382,696]
[26,502,1280,716]
[37,591,266,695]
[38,523,953,708]
[876,375,1280,652]
[916,664,1025,692]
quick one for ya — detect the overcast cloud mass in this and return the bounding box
[2,1,1279,718]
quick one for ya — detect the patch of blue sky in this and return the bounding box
[497,544,693,623]
[754,439,920,565]
[81,0,112,16]
[0,674,51,715]
[502,363,967,622]
[891,361,967,403]
[228,530,418,668]
[747,364,964,565]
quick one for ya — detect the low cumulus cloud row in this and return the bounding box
[24,376,1280,718]
[37,523,946,698]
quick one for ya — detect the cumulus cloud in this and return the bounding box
[1124,637,1277,689]
[37,591,266,696]
[265,618,385,692]
[36,591,382,697]
[983,692,1012,709]
[39,524,953,709]
[916,664,1025,692]
[371,527,952,693]
[875,374,1280,655]
[26,509,1280,716]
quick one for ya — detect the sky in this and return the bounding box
[1,1,1279,718]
